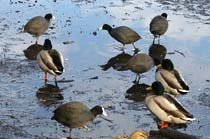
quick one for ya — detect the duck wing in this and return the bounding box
[158,69,183,89]
[163,93,193,118]
[48,49,64,74]
[174,69,189,92]
[37,50,58,74]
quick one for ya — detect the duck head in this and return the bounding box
[146,81,164,96]
[162,59,174,70]
[158,59,174,70]
[43,39,52,50]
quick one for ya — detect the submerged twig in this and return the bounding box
[57,79,74,83]
[174,50,186,57]
[167,50,186,57]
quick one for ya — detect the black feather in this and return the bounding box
[49,49,64,74]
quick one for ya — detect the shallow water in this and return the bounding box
[0,0,210,138]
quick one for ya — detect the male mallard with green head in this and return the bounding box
[37,39,64,83]
[146,81,195,128]
[155,59,189,96]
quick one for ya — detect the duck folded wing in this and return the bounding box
[146,95,169,121]
[49,49,64,73]
[38,51,58,71]
[153,95,178,111]
[159,69,183,89]
[151,94,193,122]
[174,69,189,91]
[164,93,193,118]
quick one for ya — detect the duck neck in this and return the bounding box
[90,109,98,118]
[103,24,112,32]
[43,39,52,50]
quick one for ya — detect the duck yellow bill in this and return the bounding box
[157,64,162,69]
[146,86,152,91]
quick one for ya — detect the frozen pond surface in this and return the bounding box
[0,0,210,138]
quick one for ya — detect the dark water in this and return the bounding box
[0,0,210,138]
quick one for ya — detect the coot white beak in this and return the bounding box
[52,16,55,19]
[99,107,112,123]
[98,25,103,30]
[102,107,108,117]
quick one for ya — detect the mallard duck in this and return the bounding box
[99,24,141,53]
[150,13,168,44]
[127,53,154,84]
[146,81,195,128]
[155,59,189,96]
[37,39,64,83]
[51,101,109,139]
[24,13,54,44]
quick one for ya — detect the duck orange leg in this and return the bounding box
[44,72,48,81]
[160,121,169,129]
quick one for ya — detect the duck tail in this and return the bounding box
[182,117,196,121]
[177,89,189,95]
[55,70,63,75]
[178,81,189,94]
[180,81,189,90]
[51,115,55,120]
